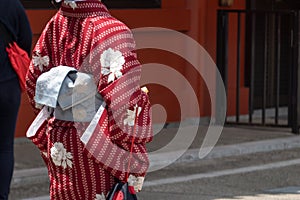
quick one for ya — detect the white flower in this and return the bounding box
[64,1,78,9]
[123,105,142,126]
[100,48,125,83]
[95,193,106,200]
[50,142,73,169]
[128,175,144,192]
[32,52,49,71]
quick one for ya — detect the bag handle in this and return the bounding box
[125,106,139,182]
[125,86,148,182]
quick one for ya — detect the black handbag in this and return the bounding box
[106,182,137,200]
[106,107,140,200]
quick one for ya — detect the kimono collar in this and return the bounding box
[59,0,109,18]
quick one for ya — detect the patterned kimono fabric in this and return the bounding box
[25,1,153,199]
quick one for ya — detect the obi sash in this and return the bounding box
[27,66,106,142]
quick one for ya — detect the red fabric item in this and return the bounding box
[113,191,124,200]
[6,42,30,92]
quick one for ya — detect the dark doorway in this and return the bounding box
[217,1,300,132]
[245,0,299,110]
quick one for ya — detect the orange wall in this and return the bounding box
[16,0,247,137]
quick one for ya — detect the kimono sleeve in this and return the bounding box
[82,21,153,181]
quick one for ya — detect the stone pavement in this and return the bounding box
[10,124,300,199]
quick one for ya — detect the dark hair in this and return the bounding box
[50,0,62,9]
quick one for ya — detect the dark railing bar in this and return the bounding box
[275,14,281,125]
[216,11,229,124]
[249,12,256,124]
[262,13,268,125]
[236,12,241,123]
[217,11,229,89]
[224,12,229,91]
[296,11,300,133]
[288,13,295,128]
[291,11,300,133]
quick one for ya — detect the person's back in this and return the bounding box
[26,1,152,200]
[0,0,32,199]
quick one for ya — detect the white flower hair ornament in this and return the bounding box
[54,0,102,10]
[100,48,125,83]
[50,142,73,169]
[55,0,78,9]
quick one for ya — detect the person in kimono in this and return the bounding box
[0,0,32,199]
[25,0,153,199]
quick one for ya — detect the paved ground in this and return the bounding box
[9,124,300,200]
[140,149,300,200]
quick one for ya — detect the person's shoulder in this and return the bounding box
[91,16,132,33]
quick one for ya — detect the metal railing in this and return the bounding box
[217,9,300,133]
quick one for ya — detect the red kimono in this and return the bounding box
[26,1,153,199]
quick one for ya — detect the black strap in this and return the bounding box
[0,22,13,46]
